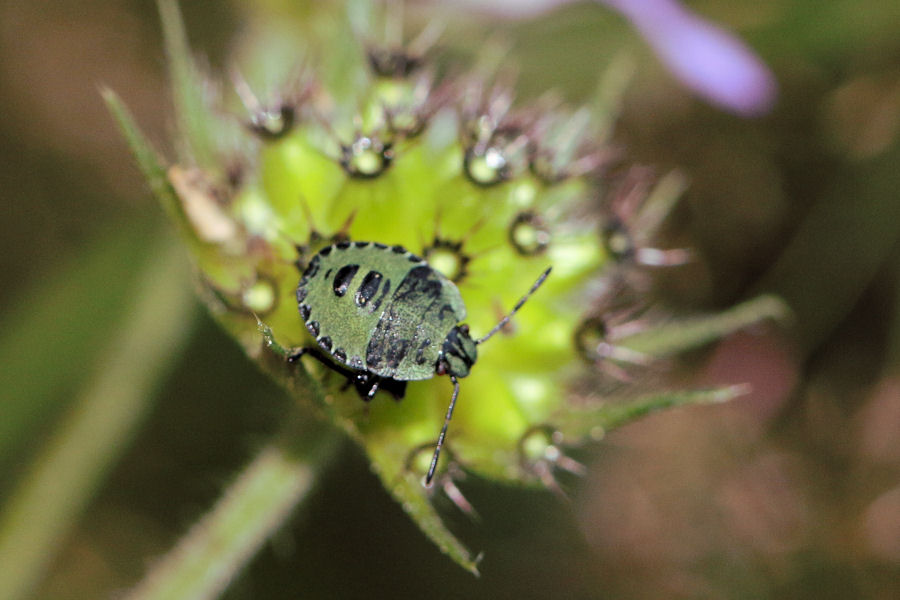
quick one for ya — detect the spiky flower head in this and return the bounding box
[106,0,787,576]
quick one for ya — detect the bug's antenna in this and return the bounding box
[426,374,460,485]
[476,267,551,345]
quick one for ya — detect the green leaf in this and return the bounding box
[384,475,481,576]
[101,88,192,242]
[561,385,751,440]
[157,0,220,166]
[0,223,156,466]
[0,232,196,600]
[621,295,791,357]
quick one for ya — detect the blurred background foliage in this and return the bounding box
[1,0,899,598]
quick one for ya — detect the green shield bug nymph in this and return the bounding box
[293,241,551,484]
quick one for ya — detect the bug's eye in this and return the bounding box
[460,324,469,334]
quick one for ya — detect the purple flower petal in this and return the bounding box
[602,0,777,116]
[448,0,777,116]
[449,0,566,19]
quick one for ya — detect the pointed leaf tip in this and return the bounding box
[388,476,480,575]
[156,0,219,165]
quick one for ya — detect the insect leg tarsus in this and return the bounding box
[354,373,381,401]
[351,371,406,401]
[287,347,310,363]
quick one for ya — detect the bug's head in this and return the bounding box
[438,324,478,378]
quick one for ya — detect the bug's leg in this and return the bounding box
[349,372,380,401]
[286,347,309,363]
[426,375,460,486]
[363,376,381,401]
[289,346,337,369]
[360,377,406,400]
[366,378,407,400]
[289,348,407,402]
[382,379,407,401]
[288,346,361,382]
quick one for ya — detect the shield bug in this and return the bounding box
[293,241,550,484]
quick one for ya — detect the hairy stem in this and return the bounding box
[125,416,341,600]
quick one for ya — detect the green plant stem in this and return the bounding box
[0,233,195,600]
[125,419,341,600]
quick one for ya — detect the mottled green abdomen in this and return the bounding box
[296,241,467,380]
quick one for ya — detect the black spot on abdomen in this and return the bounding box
[370,279,391,312]
[439,304,455,320]
[355,270,383,307]
[393,265,442,303]
[303,257,320,279]
[385,339,410,369]
[332,264,359,297]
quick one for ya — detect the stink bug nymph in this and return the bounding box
[292,241,551,484]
